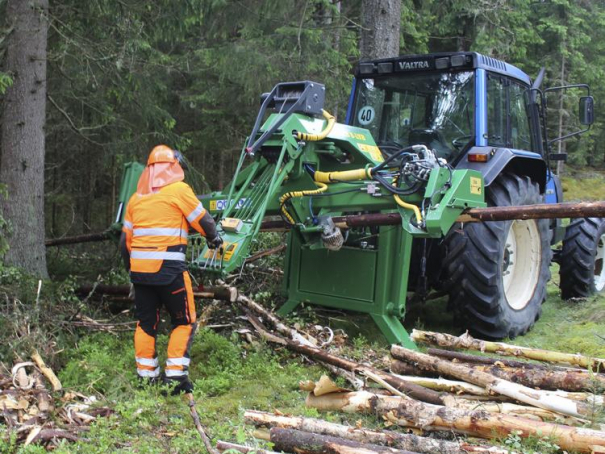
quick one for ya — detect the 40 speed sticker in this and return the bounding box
[357,106,375,125]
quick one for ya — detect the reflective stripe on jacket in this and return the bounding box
[122,181,209,284]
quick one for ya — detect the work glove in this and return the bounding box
[162,375,194,395]
[206,235,223,250]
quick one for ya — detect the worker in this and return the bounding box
[120,145,222,395]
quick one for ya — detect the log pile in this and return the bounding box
[1,352,112,448]
[216,297,605,454]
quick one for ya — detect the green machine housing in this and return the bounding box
[191,81,485,347]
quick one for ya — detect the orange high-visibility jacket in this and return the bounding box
[122,181,215,284]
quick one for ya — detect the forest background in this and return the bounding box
[2,0,605,261]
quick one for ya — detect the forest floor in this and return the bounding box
[1,169,604,454]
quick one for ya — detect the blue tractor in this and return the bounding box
[347,52,604,339]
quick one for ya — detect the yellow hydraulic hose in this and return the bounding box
[394,194,422,224]
[313,166,373,183]
[295,109,336,142]
[279,182,328,224]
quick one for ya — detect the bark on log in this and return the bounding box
[389,374,489,396]
[306,390,605,453]
[45,232,111,247]
[392,357,605,393]
[427,347,566,370]
[391,346,592,419]
[411,330,605,370]
[270,427,422,454]
[471,364,605,393]
[216,441,280,454]
[244,410,511,454]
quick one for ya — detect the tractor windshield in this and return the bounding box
[352,71,474,162]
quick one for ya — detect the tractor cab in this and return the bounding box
[347,52,542,183]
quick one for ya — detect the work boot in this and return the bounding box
[162,374,194,396]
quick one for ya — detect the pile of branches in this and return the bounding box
[215,296,605,454]
[1,351,112,448]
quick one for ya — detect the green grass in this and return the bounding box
[560,168,605,201]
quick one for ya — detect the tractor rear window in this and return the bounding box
[352,71,474,163]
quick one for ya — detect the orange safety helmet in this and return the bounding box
[147,145,177,165]
[137,145,185,195]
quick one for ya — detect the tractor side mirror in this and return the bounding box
[579,96,594,125]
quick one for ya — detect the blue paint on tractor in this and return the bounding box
[475,69,487,146]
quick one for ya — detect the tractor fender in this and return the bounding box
[456,146,547,192]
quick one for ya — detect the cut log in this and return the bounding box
[390,359,437,377]
[244,410,511,454]
[411,330,605,370]
[389,374,489,396]
[270,427,423,454]
[391,346,592,419]
[306,390,605,453]
[392,356,605,393]
[471,364,605,392]
[259,201,605,232]
[426,348,564,370]
[216,441,280,454]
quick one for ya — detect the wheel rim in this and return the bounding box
[595,233,605,292]
[502,220,541,310]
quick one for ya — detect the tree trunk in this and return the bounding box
[360,0,401,60]
[410,329,605,370]
[391,346,592,419]
[270,427,422,454]
[306,391,605,453]
[244,410,511,454]
[471,364,605,393]
[0,0,49,277]
[393,356,605,392]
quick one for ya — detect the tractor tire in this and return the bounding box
[559,217,605,299]
[443,173,551,340]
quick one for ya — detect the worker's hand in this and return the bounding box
[128,283,135,300]
[206,234,223,250]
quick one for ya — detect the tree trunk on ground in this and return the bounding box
[244,410,510,454]
[391,346,592,419]
[471,364,605,392]
[306,391,605,453]
[426,347,567,370]
[392,356,605,392]
[0,0,49,277]
[270,427,423,454]
[360,0,401,60]
[411,329,605,370]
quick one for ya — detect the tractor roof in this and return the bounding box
[356,52,531,86]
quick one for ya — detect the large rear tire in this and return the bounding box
[443,173,551,339]
[559,218,605,299]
